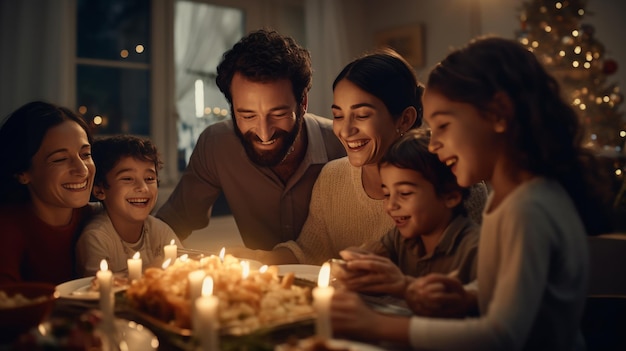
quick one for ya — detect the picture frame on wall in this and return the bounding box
[376,24,425,68]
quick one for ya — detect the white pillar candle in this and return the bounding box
[193,277,220,351]
[188,270,206,302]
[127,251,142,282]
[313,262,334,340]
[97,259,114,322]
[240,260,250,280]
[164,239,177,263]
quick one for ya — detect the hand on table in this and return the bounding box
[330,288,384,341]
[404,273,477,318]
[330,288,411,345]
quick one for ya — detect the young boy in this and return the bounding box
[334,129,479,299]
[76,135,182,276]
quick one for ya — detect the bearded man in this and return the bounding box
[156,29,345,249]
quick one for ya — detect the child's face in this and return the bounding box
[95,156,158,225]
[422,89,502,187]
[20,120,95,212]
[332,79,403,168]
[380,163,456,239]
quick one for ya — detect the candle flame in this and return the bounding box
[241,260,250,279]
[219,247,225,261]
[179,253,189,262]
[100,259,109,271]
[259,265,268,273]
[202,276,214,296]
[170,239,175,245]
[317,262,331,288]
[132,251,140,260]
[162,258,172,269]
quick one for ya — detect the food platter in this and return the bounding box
[124,277,317,350]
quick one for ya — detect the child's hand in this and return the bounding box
[404,273,476,318]
[335,249,407,297]
[330,288,382,340]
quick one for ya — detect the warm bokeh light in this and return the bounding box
[317,262,331,288]
[202,276,214,296]
[100,259,108,271]
[162,258,171,269]
[241,260,250,279]
[135,44,144,54]
[195,79,204,118]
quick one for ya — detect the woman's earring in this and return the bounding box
[16,176,27,185]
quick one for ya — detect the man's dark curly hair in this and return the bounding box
[91,135,163,189]
[216,28,312,108]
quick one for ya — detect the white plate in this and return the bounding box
[277,264,321,282]
[275,338,385,351]
[55,277,127,301]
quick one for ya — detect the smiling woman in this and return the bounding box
[0,101,97,284]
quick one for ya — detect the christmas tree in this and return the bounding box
[516,0,625,154]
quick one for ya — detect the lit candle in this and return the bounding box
[188,270,206,302]
[240,260,250,280]
[218,247,225,263]
[127,251,142,282]
[313,262,334,340]
[164,239,177,263]
[193,277,220,351]
[97,259,114,321]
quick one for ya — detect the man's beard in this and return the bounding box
[237,113,303,167]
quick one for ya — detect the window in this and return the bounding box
[174,1,244,168]
[76,0,151,136]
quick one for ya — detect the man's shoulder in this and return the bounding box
[304,113,345,160]
[304,113,333,127]
[199,120,235,138]
[304,113,339,137]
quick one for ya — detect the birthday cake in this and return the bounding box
[125,253,315,333]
